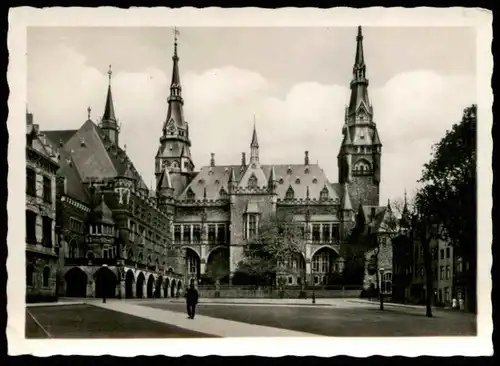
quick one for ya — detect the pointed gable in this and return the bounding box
[94,195,114,225]
[157,166,173,190]
[341,183,353,210]
[64,120,118,181]
[238,163,267,189]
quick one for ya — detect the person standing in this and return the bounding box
[185,281,199,319]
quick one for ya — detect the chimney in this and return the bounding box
[241,152,246,167]
[26,112,33,125]
[210,153,215,167]
[304,150,309,165]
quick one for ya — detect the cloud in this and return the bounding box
[28,44,475,205]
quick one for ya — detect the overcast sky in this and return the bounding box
[27,26,476,204]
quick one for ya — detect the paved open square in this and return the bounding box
[141,299,476,337]
[26,303,215,338]
[25,299,476,338]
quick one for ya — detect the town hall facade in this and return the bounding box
[158,26,384,287]
[29,26,388,300]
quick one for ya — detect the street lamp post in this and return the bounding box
[102,264,108,303]
[379,267,385,311]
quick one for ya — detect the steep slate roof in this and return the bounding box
[178,165,244,201]
[178,163,344,202]
[44,129,78,149]
[43,119,147,197]
[57,147,89,204]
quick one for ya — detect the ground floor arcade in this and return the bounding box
[62,265,184,299]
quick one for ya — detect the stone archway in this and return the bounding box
[170,279,176,298]
[94,266,117,299]
[136,272,145,298]
[125,270,135,299]
[65,267,88,297]
[185,248,201,282]
[147,274,155,298]
[164,278,170,298]
[311,246,341,285]
[155,276,163,298]
[206,247,230,285]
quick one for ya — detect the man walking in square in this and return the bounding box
[185,280,199,319]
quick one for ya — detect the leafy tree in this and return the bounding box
[205,248,230,286]
[236,213,305,287]
[416,104,477,312]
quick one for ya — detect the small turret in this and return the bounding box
[268,165,278,192]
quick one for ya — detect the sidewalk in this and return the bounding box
[92,300,322,337]
[168,297,338,307]
[347,299,439,310]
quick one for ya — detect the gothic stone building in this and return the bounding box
[26,112,60,302]
[41,68,184,299]
[154,26,386,287]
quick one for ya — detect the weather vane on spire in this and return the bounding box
[173,27,180,56]
[107,64,112,83]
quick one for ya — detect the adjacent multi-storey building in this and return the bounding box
[26,112,60,302]
[42,67,184,299]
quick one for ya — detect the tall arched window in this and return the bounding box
[26,263,34,287]
[43,266,50,287]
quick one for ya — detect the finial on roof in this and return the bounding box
[304,151,309,165]
[404,189,407,203]
[306,186,310,199]
[203,186,207,200]
[124,144,127,151]
[173,27,180,58]
[387,198,392,210]
[87,106,91,120]
[107,64,112,84]
[210,152,215,167]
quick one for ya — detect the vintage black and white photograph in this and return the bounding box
[7,7,492,357]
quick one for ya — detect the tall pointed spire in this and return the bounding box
[103,65,116,122]
[355,25,365,68]
[156,27,194,198]
[347,26,372,118]
[250,114,259,164]
[164,27,185,132]
[101,64,119,146]
[251,114,259,148]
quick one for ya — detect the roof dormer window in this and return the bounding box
[304,168,310,174]
[286,186,295,200]
[287,166,292,175]
[295,178,301,185]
